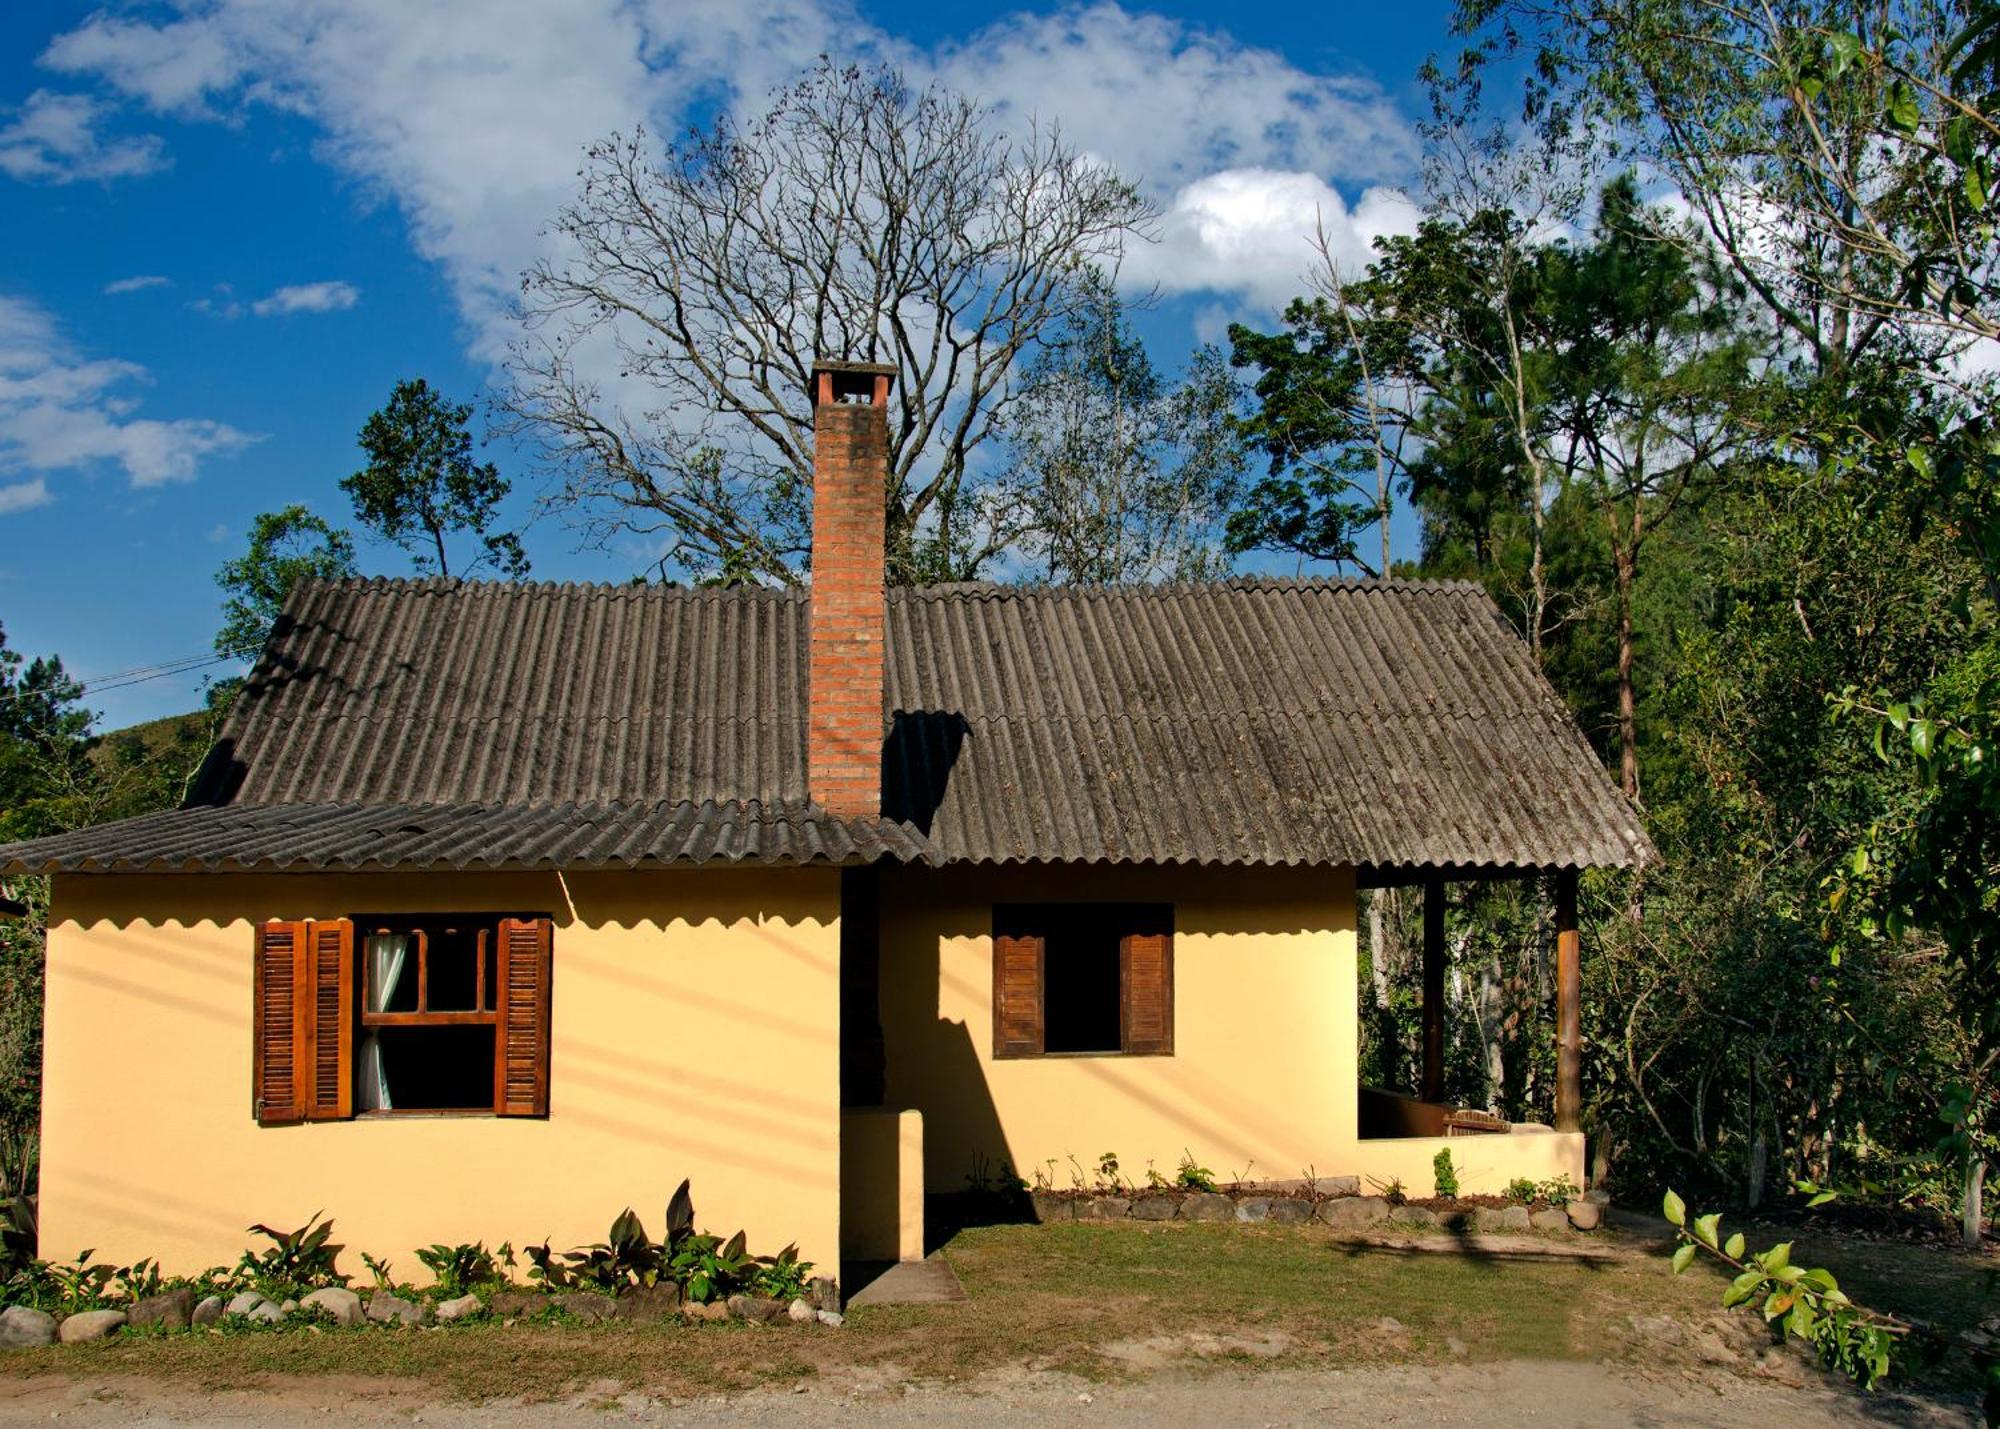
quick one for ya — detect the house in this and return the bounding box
[0,360,1650,1280]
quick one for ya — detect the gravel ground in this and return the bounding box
[0,1359,1976,1428]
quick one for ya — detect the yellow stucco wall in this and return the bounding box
[39,868,842,1277]
[876,863,1584,1196]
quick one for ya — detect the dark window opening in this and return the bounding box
[370,1026,495,1111]
[1043,908,1125,1053]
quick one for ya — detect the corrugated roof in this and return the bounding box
[0,575,1653,874]
[0,800,927,874]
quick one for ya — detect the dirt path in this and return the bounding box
[0,1359,1974,1428]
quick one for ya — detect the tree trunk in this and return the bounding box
[1966,1157,1987,1249]
[1747,1135,1769,1211]
[1474,947,1507,1115]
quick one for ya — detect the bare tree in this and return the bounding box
[506,59,1157,585]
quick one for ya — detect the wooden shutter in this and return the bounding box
[303,920,354,1120]
[253,921,308,1124]
[992,930,1045,1059]
[254,920,354,1123]
[1120,927,1174,1056]
[495,917,552,1116]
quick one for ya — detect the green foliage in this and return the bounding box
[1433,1149,1461,1199]
[213,505,359,658]
[237,1213,347,1296]
[1175,1151,1218,1193]
[526,1179,798,1306]
[1370,1176,1408,1206]
[415,1242,497,1297]
[1665,1190,1906,1388]
[1097,1151,1121,1191]
[342,377,527,580]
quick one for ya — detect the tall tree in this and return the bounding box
[506,58,1155,586]
[343,378,528,580]
[1005,273,1244,584]
[214,506,359,659]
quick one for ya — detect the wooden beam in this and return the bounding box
[1422,875,1445,1104]
[1555,868,1582,1133]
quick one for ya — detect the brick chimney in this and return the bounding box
[808,358,894,818]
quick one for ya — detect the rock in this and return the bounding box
[1627,1313,1685,1347]
[485,1289,543,1318]
[1389,1205,1440,1228]
[1376,1316,1407,1334]
[1079,1196,1130,1220]
[682,1299,729,1321]
[1584,1187,1612,1207]
[128,1289,194,1332]
[1317,1196,1389,1230]
[1319,1176,1361,1196]
[1030,1192,1073,1223]
[299,1287,364,1327]
[435,1294,483,1323]
[1476,1205,1533,1234]
[1129,1195,1179,1221]
[551,1293,613,1324]
[1263,1197,1313,1225]
[280,1299,298,1314]
[1566,1200,1603,1231]
[1693,1329,1738,1365]
[247,1301,284,1325]
[807,1276,840,1313]
[58,1310,126,1344]
[726,1294,787,1324]
[0,1305,57,1348]
[1753,1347,1807,1387]
[1182,1193,1236,1222]
[787,1298,816,1324]
[225,1291,268,1318]
[191,1296,224,1328]
[366,1292,428,1327]
[1530,1208,1571,1233]
[612,1283,683,1322]
[1235,1196,1274,1222]
[816,1309,845,1328]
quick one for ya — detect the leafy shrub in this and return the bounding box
[1505,1177,1537,1203]
[1503,1175,1578,1207]
[238,1213,346,1295]
[416,1242,497,1297]
[749,1243,812,1303]
[528,1180,794,1305]
[1665,1190,1907,1389]
[1097,1151,1121,1191]
[1175,1151,1217,1193]
[0,1130,36,1279]
[1369,1176,1407,1206]
[1432,1149,1459,1199]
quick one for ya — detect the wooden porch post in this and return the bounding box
[1555,868,1582,1133]
[1422,875,1445,1104]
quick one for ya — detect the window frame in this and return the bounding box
[991,902,1175,1061]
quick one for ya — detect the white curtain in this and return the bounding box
[358,934,409,1111]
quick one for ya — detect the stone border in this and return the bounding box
[1024,1185,1606,1235]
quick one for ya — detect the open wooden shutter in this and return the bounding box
[992,930,1045,1059]
[1120,926,1174,1056]
[253,921,308,1124]
[303,920,354,1120]
[254,920,354,1123]
[495,917,552,1116]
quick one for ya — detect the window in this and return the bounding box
[252,914,551,1123]
[992,903,1173,1059]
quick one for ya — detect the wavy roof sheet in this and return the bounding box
[0,576,1652,874]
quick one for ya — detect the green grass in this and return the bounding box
[0,1222,1728,1400]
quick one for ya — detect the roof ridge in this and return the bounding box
[299,575,805,600]
[894,576,1492,600]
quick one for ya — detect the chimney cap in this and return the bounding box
[812,357,898,379]
[810,357,897,406]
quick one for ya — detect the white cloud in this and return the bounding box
[0,89,166,184]
[0,294,258,489]
[42,1,1422,357]
[104,274,170,295]
[0,478,51,515]
[933,7,1415,191]
[251,280,359,316]
[1122,169,1422,309]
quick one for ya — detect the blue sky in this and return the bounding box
[0,1,1456,729]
